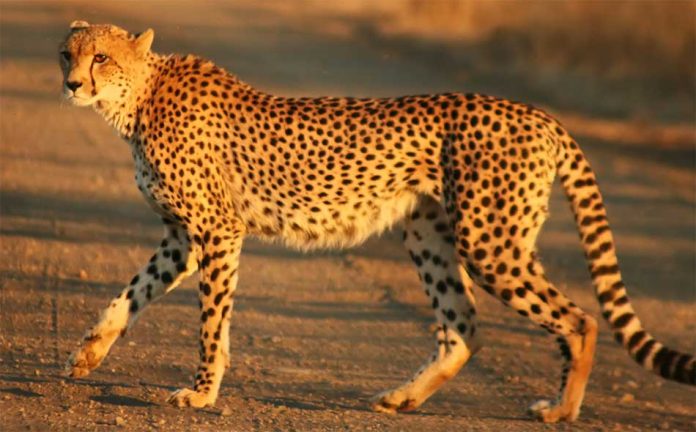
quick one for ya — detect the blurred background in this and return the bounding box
[2,0,695,119]
[1,2,694,430]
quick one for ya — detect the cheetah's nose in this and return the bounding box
[66,81,82,92]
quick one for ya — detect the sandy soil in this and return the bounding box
[1,2,694,431]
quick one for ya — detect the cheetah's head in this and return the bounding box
[59,21,155,107]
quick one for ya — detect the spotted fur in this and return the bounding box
[59,22,695,422]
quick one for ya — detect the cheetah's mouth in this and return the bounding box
[64,92,97,107]
[62,82,97,106]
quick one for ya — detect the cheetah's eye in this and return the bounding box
[60,51,71,62]
[94,53,108,64]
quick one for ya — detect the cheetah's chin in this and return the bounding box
[65,94,97,107]
[70,98,94,107]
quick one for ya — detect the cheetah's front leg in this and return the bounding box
[167,225,243,408]
[66,220,197,378]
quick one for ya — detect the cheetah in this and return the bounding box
[59,21,694,422]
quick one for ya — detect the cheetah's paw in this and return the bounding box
[65,334,108,378]
[167,388,216,408]
[528,399,576,423]
[370,388,420,414]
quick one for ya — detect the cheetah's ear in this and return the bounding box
[70,20,90,30]
[134,28,155,54]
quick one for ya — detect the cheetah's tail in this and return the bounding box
[554,126,695,385]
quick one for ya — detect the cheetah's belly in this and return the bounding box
[245,191,421,251]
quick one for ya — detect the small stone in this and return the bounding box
[619,393,634,403]
[114,416,125,426]
[79,269,88,280]
[128,341,136,347]
[626,380,638,389]
[220,406,233,417]
[658,421,670,430]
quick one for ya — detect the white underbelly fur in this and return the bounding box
[256,192,421,251]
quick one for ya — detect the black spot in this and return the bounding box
[214,292,224,306]
[210,268,220,282]
[495,262,507,274]
[161,271,173,284]
[457,323,467,334]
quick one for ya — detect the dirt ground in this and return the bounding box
[1,2,695,431]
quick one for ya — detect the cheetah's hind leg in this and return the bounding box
[452,192,598,422]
